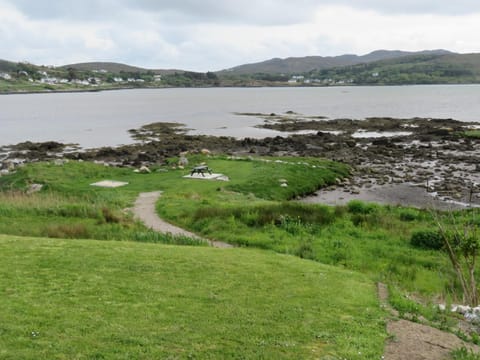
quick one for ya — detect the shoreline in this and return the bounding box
[1,116,479,210]
[2,82,480,96]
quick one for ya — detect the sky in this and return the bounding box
[1,0,480,72]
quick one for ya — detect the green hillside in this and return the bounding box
[219,50,452,75]
[0,235,386,359]
[62,62,183,75]
[0,59,18,72]
[61,61,147,73]
[3,50,480,90]
[308,53,480,85]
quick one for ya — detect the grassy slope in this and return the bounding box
[0,235,386,359]
[0,158,460,298]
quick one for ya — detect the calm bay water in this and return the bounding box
[1,85,480,148]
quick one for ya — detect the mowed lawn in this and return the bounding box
[0,235,386,359]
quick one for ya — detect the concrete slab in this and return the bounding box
[90,180,129,188]
[183,173,229,181]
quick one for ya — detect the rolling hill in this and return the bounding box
[219,49,453,75]
[62,61,184,75]
[308,52,480,84]
[0,59,21,72]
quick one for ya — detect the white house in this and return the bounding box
[0,72,12,80]
[40,77,58,84]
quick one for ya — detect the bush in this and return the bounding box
[410,230,444,250]
[347,200,377,215]
[399,209,418,222]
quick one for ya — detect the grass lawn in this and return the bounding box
[0,235,386,359]
[0,156,470,299]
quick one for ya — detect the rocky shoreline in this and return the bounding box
[1,115,479,209]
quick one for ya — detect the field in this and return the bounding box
[0,157,468,297]
[0,155,478,357]
[0,235,386,359]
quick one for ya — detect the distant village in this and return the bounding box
[287,73,379,85]
[0,68,162,87]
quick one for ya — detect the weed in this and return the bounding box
[101,207,121,224]
[451,347,480,359]
[295,239,316,260]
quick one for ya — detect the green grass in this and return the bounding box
[463,130,480,139]
[451,347,480,360]
[0,235,386,359]
[0,156,471,300]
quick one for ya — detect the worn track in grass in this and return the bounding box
[133,191,233,248]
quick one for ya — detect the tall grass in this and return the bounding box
[0,191,103,219]
[193,202,336,228]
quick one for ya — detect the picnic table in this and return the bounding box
[190,165,213,177]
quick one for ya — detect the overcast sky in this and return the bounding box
[1,0,480,71]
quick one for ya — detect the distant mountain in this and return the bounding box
[305,52,480,85]
[62,62,184,75]
[62,62,145,73]
[0,59,19,72]
[219,50,454,75]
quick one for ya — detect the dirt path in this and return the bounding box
[133,191,233,248]
[378,283,479,359]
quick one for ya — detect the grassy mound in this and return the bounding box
[0,235,385,359]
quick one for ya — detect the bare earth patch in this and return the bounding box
[378,283,479,359]
[385,320,477,360]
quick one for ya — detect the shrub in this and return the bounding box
[399,209,418,222]
[347,200,377,215]
[410,230,444,250]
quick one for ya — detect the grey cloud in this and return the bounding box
[8,0,126,21]
[8,0,480,24]
[7,0,319,25]
[323,0,480,15]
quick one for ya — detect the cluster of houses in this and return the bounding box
[0,69,162,86]
[287,75,355,85]
[287,71,380,85]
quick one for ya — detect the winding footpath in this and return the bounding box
[133,191,233,248]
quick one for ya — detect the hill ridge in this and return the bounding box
[220,49,454,74]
